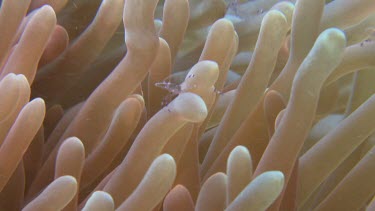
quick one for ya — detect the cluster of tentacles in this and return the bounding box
[0,0,375,210]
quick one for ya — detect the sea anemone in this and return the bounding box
[0,0,375,210]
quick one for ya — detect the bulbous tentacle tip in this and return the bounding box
[169,92,208,123]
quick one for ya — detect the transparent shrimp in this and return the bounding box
[155,72,223,106]
[155,74,185,106]
[360,28,375,47]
